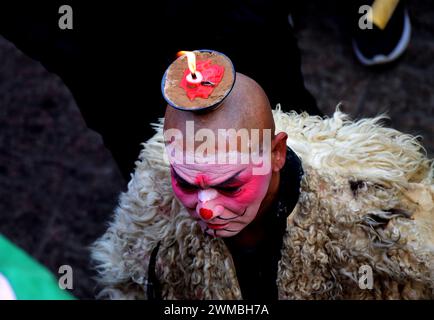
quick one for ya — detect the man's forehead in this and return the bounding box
[163,126,271,163]
[171,162,249,186]
[171,161,249,176]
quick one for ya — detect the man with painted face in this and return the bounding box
[163,73,303,299]
[92,73,434,300]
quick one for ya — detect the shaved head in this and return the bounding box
[162,72,288,239]
[164,73,275,137]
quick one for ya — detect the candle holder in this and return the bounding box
[161,49,236,112]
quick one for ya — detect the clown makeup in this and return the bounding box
[170,159,272,238]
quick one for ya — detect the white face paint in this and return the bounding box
[198,188,218,202]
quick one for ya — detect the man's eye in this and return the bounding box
[217,186,241,195]
[176,180,198,191]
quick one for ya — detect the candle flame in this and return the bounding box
[177,51,196,75]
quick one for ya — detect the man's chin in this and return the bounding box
[205,228,241,238]
[198,221,242,238]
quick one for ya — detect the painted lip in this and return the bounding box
[207,222,229,230]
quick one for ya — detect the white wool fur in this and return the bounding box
[91,108,434,299]
[273,105,433,188]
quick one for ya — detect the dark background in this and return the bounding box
[0,0,433,299]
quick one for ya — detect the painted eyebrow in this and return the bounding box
[171,167,245,188]
[211,169,245,188]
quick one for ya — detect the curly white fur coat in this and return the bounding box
[92,108,434,299]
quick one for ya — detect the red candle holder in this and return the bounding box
[161,49,236,112]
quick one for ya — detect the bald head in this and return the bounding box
[163,73,289,239]
[164,73,275,134]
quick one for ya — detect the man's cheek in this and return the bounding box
[233,177,270,205]
[217,187,266,214]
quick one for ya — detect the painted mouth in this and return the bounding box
[207,222,229,230]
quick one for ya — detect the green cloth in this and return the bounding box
[0,234,75,300]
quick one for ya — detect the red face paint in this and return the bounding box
[169,161,272,238]
[207,222,229,230]
[199,208,213,220]
[195,174,209,188]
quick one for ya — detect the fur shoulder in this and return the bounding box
[92,109,434,299]
[273,108,434,299]
[273,107,433,189]
[91,121,185,298]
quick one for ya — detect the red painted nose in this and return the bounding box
[199,208,213,220]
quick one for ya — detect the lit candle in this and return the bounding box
[178,51,203,86]
[163,49,234,109]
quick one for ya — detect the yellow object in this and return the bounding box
[370,0,400,30]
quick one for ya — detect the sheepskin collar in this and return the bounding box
[92,108,434,299]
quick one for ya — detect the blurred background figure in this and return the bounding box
[352,0,411,66]
[0,235,74,299]
[0,273,16,300]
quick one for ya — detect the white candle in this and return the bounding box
[179,51,203,85]
[186,71,203,84]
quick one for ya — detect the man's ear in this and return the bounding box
[271,132,288,172]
